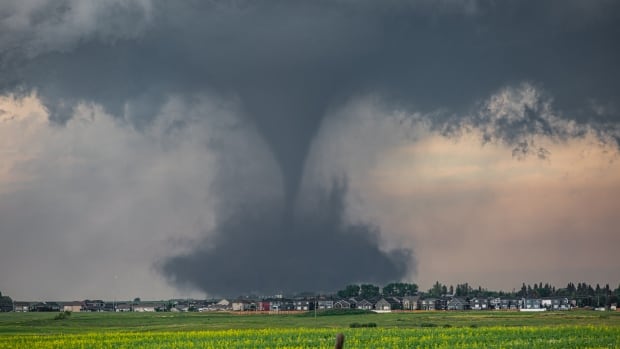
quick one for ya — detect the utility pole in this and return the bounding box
[314,295,317,320]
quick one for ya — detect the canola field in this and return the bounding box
[2,326,620,348]
[1,311,619,348]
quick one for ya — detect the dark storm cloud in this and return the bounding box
[2,0,620,295]
[3,1,620,182]
[160,181,411,296]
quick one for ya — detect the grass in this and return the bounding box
[2,326,618,349]
[0,310,618,335]
[1,311,619,349]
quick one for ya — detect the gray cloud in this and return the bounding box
[1,1,620,297]
[160,180,411,297]
[0,0,153,61]
[446,83,617,160]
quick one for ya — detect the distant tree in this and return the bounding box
[449,285,454,295]
[133,297,141,303]
[537,283,550,297]
[429,282,445,297]
[337,285,360,298]
[455,283,471,297]
[360,284,380,299]
[0,292,13,312]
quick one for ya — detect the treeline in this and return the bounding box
[336,282,418,299]
[517,282,620,307]
[334,281,620,307]
[426,281,620,307]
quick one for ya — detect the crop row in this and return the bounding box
[2,326,619,348]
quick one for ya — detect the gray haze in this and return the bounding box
[1,1,620,298]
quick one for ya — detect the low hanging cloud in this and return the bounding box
[1,1,620,298]
[0,92,279,300]
[441,83,620,160]
[160,180,411,296]
[308,92,620,291]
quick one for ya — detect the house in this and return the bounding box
[195,300,215,312]
[470,298,488,310]
[317,299,334,310]
[356,299,374,310]
[498,298,514,310]
[555,298,570,310]
[30,302,61,312]
[269,299,283,311]
[374,298,392,311]
[488,297,500,309]
[419,298,436,310]
[269,299,295,311]
[542,298,570,310]
[208,303,228,311]
[62,301,83,312]
[447,297,468,310]
[133,302,164,312]
[257,300,271,311]
[282,299,296,311]
[13,302,30,312]
[401,296,420,310]
[83,300,106,312]
[435,298,448,311]
[172,304,190,312]
[232,300,252,311]
[521,298,544,311]
[347,298,359,309]
[115,303,132,312]
[204,299,231,311]
[489,297,517,310]
[387,297,403,310]
[294,299,313,311]
[333,299,353,309]
[372,297,400,311]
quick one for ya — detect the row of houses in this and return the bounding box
[12,300,170,313]
[417,297,572,311]
[214,296,575,312]
[9,296,580,313]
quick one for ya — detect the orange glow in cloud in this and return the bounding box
[0,93,50,191]
[365,129,620,290]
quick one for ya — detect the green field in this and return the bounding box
[1,311,619,348]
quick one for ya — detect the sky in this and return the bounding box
[1,0,619,300]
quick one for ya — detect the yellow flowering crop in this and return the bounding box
[1,326,618,348]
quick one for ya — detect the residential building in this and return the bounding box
[447,297,469,310]
[470,298,488,310]
[62,301,83,312]
[401,296,420,310]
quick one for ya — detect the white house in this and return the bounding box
[62,301,83,312]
